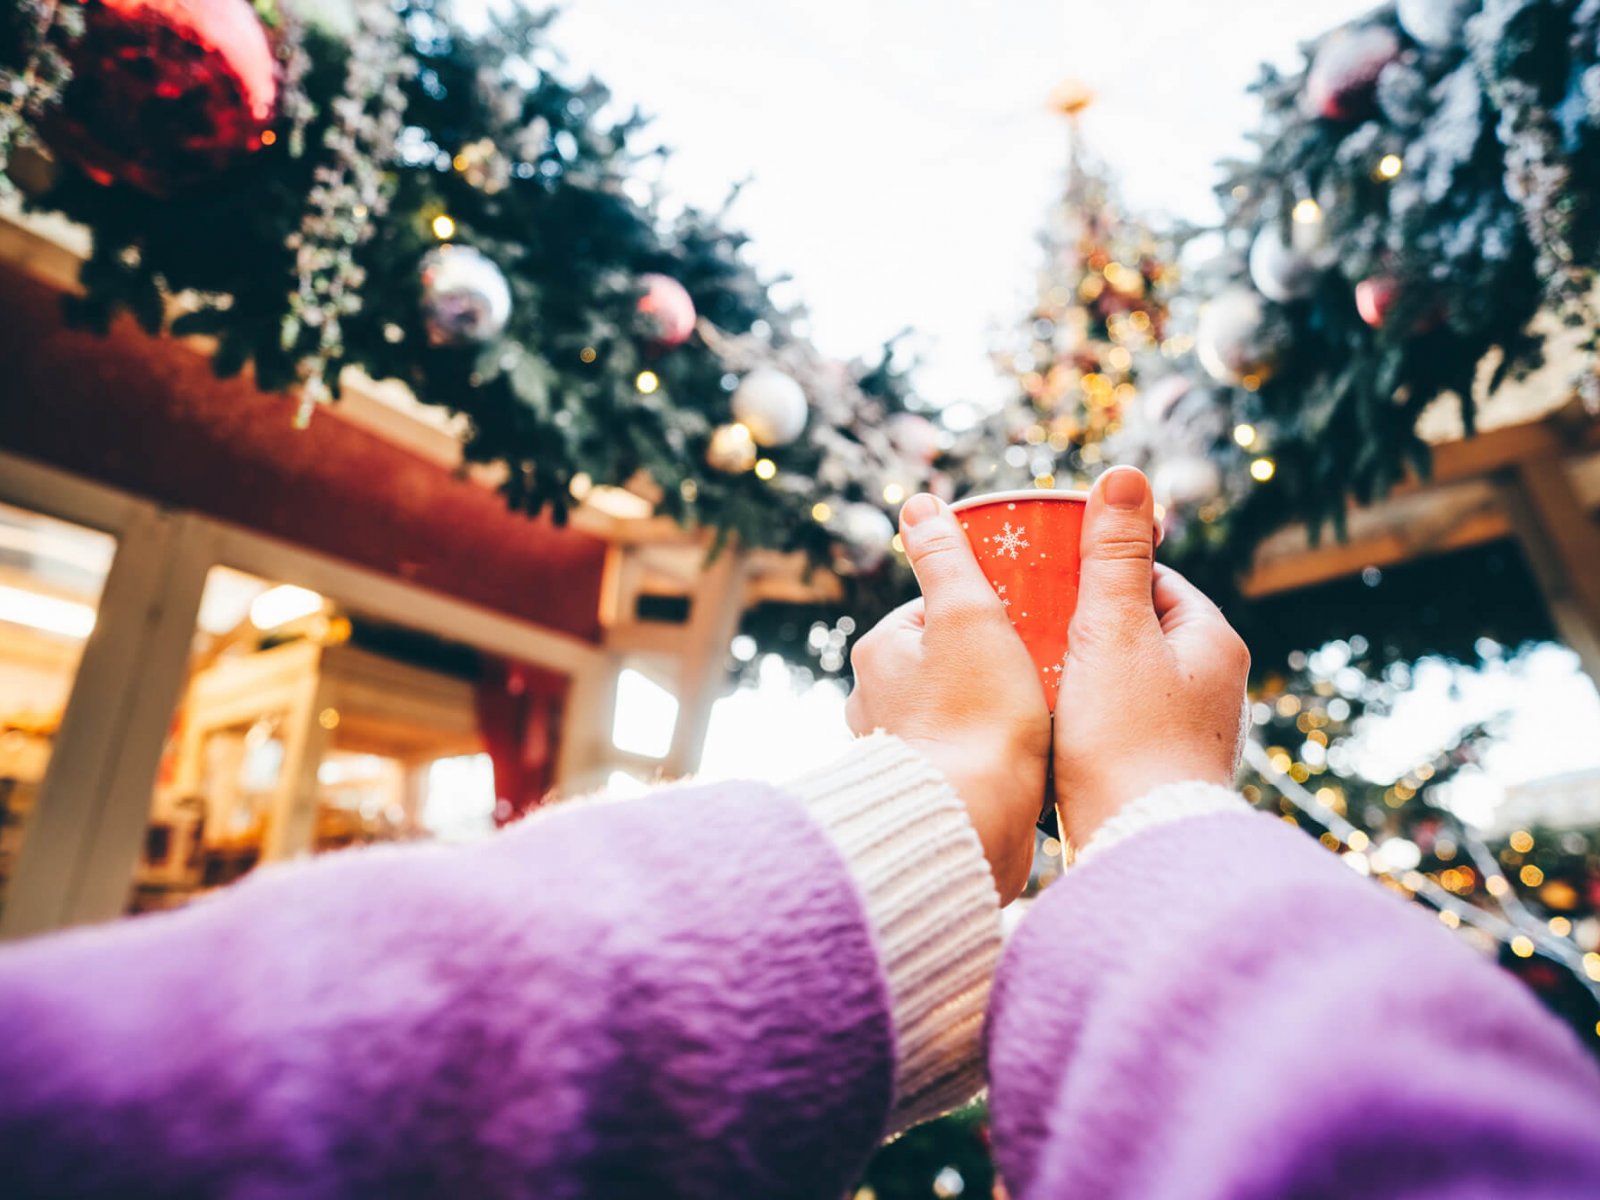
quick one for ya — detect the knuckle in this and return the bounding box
[1085,532,1154,564]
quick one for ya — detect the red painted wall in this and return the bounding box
[0,266,605,642]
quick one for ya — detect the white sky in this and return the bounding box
[550,0,1377,406]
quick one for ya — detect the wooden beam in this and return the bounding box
[1502,455,1600,684]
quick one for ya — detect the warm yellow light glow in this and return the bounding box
[579,346,597,363]
[1486,875,1510,897]
[1346,830,1370,853]
[249,585,324,631]
[1509,830,1534,853]
[1233,423,1258,448]
[1250,457,1276,482]
[1292,198,1323,224]
[1439,909,1461,929]
[1520,864,1545,887]
[754,458,777,481]
[452,153,470,172]
[318,707,341,730]
[1376,154,1404,180]
[1510,935,1535,959]
[891,533,905,554]
[635,370,660,394]
[431,214,456,240]
[811,502,833,522]
[882,482,906,505]
[1549,916,1572,937]
[1034,473,1056,489]
[0,584,96,639]
[569,472,593,500]
[1585,953,1600,982]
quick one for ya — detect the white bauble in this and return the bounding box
[1249,226,1321,303]
[1152,455,1224,508]
[1196,288,1283,386]
[731,368,809,446]
[1398,0,1477,49]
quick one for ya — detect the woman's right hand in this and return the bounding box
[1052,467,1251,850]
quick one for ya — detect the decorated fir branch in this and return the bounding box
[0,0,932,577]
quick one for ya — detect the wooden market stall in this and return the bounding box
[0,208,837,939]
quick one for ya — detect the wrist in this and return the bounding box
[912,733,1046,902]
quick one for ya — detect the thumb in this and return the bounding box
[1075,467,1160,643]
[899,493,997,619]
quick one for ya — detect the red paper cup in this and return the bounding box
[951,490,1087,711]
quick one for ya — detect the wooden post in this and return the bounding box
[661,549,749,778]
[1502,454,1600,686]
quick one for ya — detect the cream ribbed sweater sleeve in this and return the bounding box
[784,735,1002,1134]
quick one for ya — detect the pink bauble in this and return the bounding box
[1305,27,1401,122]
[636,274,697,347]
[1354,275,1400,328]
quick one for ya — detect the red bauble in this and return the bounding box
[636,274,697,347]
[1354,275,1400,327]
[47,0,278,194]
[1305,27,1401,121]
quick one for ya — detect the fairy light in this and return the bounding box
[1510,830,1534,853]
[811,501,833,522]
[1292,197,1323,224]
[431,213,456,240]
[635,370,660,394]
[1376,154,1404,180]
[891,533,905,554]
[754,458,776,481]
[1250,457,1277,482]
[1233,423,1258,448]
[1520,864,1545,887]
[1550,916,1572,937]
[882,482,906,504]
[1511,935,1536,959]
[579,346,597,363]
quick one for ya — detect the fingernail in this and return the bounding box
[1102,467,1147,510]
[900,493,942,527]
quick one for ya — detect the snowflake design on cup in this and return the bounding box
[988,521,1030,560]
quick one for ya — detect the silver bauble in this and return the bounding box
[731,368,809,446]
[420,246,512,346]
[1152,455,1224,508]
[832,502,895,573]
[1249,226,1321,303]
[1397,0,1477,49]
[1196,288,1286,386]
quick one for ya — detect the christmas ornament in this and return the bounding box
[1354,275,1405,328]
[1139,374,1193,423]
[419,246,513,346]
[1196,288,1285,386]
[48,0,278,194]
[731,368,809,446]
[707,422,758,473]
[832,502,895,574]
[1152,454,1224,508]
[1304,26,1401,121]
[887,412,942,466]
[1249,226,1321,303]
[636,274,697,347]
[1397,0,1476,50]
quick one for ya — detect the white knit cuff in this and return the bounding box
[785,735,1002,1133]
[1073,780,1250,867]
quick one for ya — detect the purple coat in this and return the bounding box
[1,781,1597,1197]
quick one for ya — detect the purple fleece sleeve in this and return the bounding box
[0,782,895,1198]
[986,810,1600,1200]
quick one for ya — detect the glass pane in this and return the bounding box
[0,502,117,917]
[128,566,556,914]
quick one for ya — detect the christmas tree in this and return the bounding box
[952,83,1184,503]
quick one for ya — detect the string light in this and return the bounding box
[1376,154,1404,180]
[1550,916,1572,937]
[1510,830,1534,853]
[1292,197,1323,224]
[1250,457,1277,482]
[882,482,906,504]
[635,370,659,394]
[579,346,597,363]
[1511,935,1536,959]
[1233,423,1258,448]
[811,501,833,522]
[754,458,776,481]
[431,213,456,240]
[1520,864,1545,887]
[260,129,277,147]
[891,533,905,554]
[1585,953,1600,982]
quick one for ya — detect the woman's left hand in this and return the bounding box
[845,494,1051,903]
